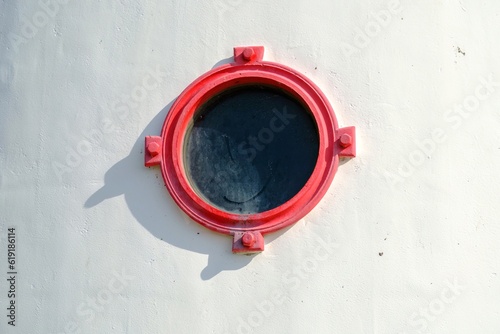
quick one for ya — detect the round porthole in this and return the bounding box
[185,84,319,215]
[144,46,356,253]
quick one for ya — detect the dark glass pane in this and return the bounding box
[184,85,319,214]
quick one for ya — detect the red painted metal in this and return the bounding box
[336,126,356,157]
[144,136,162,167]
[145,46,356,253]
[232,231,265,254]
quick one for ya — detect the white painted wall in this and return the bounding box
[1,0,500,333]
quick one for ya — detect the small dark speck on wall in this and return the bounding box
[379,252,383,256]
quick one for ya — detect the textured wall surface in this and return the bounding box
[1,0,500,333]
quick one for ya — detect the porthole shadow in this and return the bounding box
[212,56,234,69]
[85,101,256,280]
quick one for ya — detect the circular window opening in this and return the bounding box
[184,84,320,214]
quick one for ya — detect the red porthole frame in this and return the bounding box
[145,46,356,254]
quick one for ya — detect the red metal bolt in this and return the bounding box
[242,48,255,61]
[242,232,255,247]
[147,142,161,156]
[339,134,352,148]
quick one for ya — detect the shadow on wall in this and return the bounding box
[84,98,288,280]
